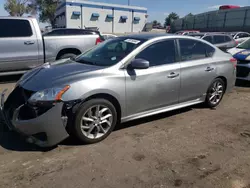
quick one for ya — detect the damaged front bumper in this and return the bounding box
[0,88,69,148]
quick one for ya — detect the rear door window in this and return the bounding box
[179,39,215,61]
[0,19,32,37]
[203,36,213,43]
[224,36,232,42]
[213,35,225,44]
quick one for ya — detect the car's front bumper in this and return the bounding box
[0,89,69,148]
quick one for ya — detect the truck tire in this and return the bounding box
[58,53,77,60]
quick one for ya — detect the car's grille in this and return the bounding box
[4,86,35,119]
[236,66,250,78]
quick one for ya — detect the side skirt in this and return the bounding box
[121,98,205,123]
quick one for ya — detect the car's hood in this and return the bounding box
[227,47,245,55]
[233,49,250,61]
[18,59,104,91]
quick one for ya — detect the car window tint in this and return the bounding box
[0,19,32,37]
[213,35,225,44]
[135,40,176,67]
[224,36,232,42]
[203,36,213,43]
[179,39,214,61]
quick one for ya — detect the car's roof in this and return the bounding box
[188,33,206,36]
[120,33,175,40]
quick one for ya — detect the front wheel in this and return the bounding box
[205,78,226,108]
[73,99,117,144]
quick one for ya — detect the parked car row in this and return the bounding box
[0,31,236,147]
[227,37,250,81]
[186,33,237,52]
[176,30,250,48]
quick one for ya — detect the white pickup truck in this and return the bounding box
[0,17,104,76]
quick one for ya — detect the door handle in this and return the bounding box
[24,41,35,45]
[205,67,214,72]
[167,72,179,78]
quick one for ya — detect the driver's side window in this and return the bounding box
[135,40,176,67]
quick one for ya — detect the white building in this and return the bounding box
[55,0,148,33]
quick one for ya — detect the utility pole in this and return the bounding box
[128,0,130,6]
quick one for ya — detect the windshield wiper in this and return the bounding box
[75,59,96,65]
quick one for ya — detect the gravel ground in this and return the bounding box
[0,77,250,188]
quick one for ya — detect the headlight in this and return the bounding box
[28,85,70,104]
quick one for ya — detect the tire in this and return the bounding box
[58,53,77,60]
[72,98,117,144]
[205,78,226,108]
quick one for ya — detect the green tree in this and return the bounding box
[152,20,161,28]
[152,20,158,27]
[184,13,194,17]
[164,12,179,27]
[4,0,32,16]
[30,0,60,26]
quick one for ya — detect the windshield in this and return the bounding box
[230,33,237,37]
[237,38,250,49]
[74,37,146,66]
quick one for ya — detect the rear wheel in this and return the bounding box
[73,99,117,144]
[205,78,226,108]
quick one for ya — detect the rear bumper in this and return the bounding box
[0,89,69,147]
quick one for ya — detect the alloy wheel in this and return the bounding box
[208,81,224,105]
[80,105,113,139]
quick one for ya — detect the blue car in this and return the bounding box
[233,49,250,81]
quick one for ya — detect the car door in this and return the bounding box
[125,39,180,116]
[178,38,217,103]
[0,19,39,72]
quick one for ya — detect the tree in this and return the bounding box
[152,20,158,27]
[30,0,60,26]
[164,12,179,27]
[152,20,161,28]
[4,0,32,17]
[184,13,194,17]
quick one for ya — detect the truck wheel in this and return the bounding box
[73,99,117,144]
[205,78,226,108]
[58,53,77,60]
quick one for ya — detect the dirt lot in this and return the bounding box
[0,77,250,188]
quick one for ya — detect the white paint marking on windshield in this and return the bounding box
[124,39,141,44]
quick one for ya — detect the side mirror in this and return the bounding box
[129,58,149,69]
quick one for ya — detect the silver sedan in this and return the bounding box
[0,34,236,147]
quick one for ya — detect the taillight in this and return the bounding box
[95,37,102,45]
[234,40,238,46]
[230,58,237,67]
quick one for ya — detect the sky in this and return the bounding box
[0,0,249,27]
